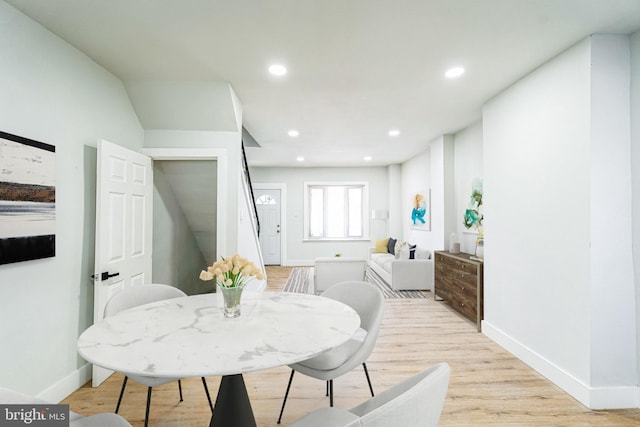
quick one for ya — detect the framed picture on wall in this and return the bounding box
[0,131,56,265]
[410,189,430,231]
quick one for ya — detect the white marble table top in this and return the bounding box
[78,291,361,378]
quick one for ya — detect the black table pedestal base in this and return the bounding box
[209,374,256,427]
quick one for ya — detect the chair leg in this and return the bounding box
[325,380,329,397]
[115,376,128,413]
[329,379,334,407]
[144,387,152,427]
[363,362,375,397]
[178,379,183,402]
[202,377,214,412]
[277,369,295,424]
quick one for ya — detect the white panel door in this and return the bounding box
[255,189,281,265]
[92,140,153,386]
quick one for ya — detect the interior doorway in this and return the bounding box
[255,188,280,265]
[254,184,286,266]
[152,159,217,295]
[141,147,229,272]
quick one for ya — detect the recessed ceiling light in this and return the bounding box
[296,156,304,162]
[364,156,372,161]
[445,66,465,79]
[388,129,400,137]
[269,64,287,76]
[288,129,299,137]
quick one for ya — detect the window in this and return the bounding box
[256,194,276,205]
[304,182,369,240]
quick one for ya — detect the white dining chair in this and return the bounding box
[0,387,132,426]
[289,362,451,427]
[103,284,214,427]
[277,281,384,424]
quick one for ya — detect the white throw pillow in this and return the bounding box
[394,241,407,259]
[414,247,431,259]
[397,245,410,259]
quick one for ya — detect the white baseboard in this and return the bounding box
[482,321,640,409]
[37,363,92,403]
[589,385,640,409]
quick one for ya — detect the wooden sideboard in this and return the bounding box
[434,251,484,331]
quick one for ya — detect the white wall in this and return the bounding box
[400,149,432,248]
[125,81,239,132]
[0,2,143,400]
[589,35,635,396]
[630,29,640,387]
[482,35,638,409]
[436,135,455,251]
[454,120,484,254]
[250,167,388,265]
[387,164,402,239]
[400,135,454,252]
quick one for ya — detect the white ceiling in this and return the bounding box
[7,0,640,167]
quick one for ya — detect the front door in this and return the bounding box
[255,188,281,265]
[92,140,153,386]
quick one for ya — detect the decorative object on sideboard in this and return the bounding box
[463,178,483,259]
[199,254,264,318]
[475,239,484,259]
[0,131,56,265]
[449,232,460,253]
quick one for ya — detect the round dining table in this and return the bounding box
[78,291,361,427]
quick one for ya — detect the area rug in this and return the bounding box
[284,266,429,299]
[282,266,314,294]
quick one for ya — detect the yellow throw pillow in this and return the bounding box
[375,238,390,253]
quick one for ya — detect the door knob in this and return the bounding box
[91,271,120,281]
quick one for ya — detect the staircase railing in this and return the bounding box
[241,141,260,236]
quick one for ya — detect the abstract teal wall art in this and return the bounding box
[410,190,430,231]
[463,178,483,234]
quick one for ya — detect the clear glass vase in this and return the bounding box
[475,239,484,259]
[219,284,245,318]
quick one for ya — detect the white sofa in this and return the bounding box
[314,257,367,292]
[368,243,434,291]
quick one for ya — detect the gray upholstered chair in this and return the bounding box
[103,284,213,427]
[289,362,451,427]
[277,281,384,424]
[0,387,132,426]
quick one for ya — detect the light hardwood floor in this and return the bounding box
[63,266,640,426]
